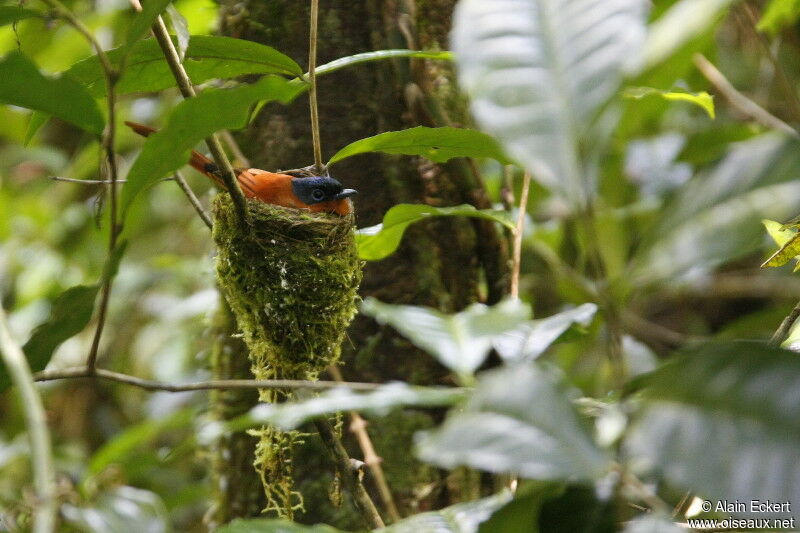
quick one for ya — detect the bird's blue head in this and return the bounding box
[291,176,357,205]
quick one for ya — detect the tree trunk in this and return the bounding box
[212,0,508,525]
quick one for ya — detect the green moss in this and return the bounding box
[212,194,362,517]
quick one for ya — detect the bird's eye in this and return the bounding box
[311,188,325,201]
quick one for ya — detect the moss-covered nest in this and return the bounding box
[212,194,362,516]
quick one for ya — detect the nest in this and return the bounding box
[212,194,362,516]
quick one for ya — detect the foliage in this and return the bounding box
[623,86,715,119]
[2,0,800,530]
[356,204,514,261]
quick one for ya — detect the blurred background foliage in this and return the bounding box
[2,0,800,531]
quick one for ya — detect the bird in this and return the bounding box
[125,121,357,216]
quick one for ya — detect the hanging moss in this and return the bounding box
[212,194,362,517]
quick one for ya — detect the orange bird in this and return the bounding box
[125,121,356,216]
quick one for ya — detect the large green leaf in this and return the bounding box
[66,36,303,97]
[357,204,514,261]
[634,181,800,283]
[218,492,510,533]
[121,75,302,213]
[0,51,104,135]
[643,0,737,68]
[451,0,647,204]
[361,298,530,377]
[0,285,99,393]
[328,127,511,165]
[493,303,597,363]
[417,364,610,481]
[625,341,800,514]
[633,134,800,283]
[0,6,41,26]
[241,383,465,431]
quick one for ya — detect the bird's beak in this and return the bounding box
[334,188,358,200]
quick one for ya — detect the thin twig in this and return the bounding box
[740,3,800,123]
[219,130,251,168]
[328,365,401,523]
[173,171,213,229]
[0,306,57,533]
[510,171,531,299]
[51,176,128,184]
[313,417,385,528]
[308,0,324,173]
[771,300,800,346]
[150,15,250,225]
[613,464,670,515]
[694,53,799,137]
[34,366,383,392]
[42,0,122,372]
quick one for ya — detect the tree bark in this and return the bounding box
[213,0,508,525]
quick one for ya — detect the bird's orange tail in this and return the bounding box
[124,121,226,190]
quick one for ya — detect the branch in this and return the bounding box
[313,417,385,529]
[771,300,800,346]
[328,365,401,522]
[40,0,122,373]
[694,53,799,137]
[308,0,323,173]
[0,306,57,533]
[510,170,531,299]
[149,15,250,226]
[34,366,382,392]
[173,171,213,229]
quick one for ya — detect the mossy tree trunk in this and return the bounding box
[212,0,507,526]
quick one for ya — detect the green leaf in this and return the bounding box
[66,36,304,97]
[124,0,172,55]
[357,203,514,261]
[62,486,170,533]
[239,383,466,431]
[761,220,800,268]
[537,485,616,532]
[633,134,800,283]
[361,298,530,377]
[314,49,453,77]
[88,409,194,476]
[417,364,610,481]
[121,75,302,213]
[644,0,737,68]
[24,111,49,146]
[757,0,800,36]
[0,51,104,135]
[0,285,98,392]
[218,493,510,533]
[0,5,41,26]
[623,87,715,119]
[493,304,597,363]
[625,341,800,512]
[381,492,512,533]
[452,0,647,204]
[328,126,510,165]
[478,481,564,533]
